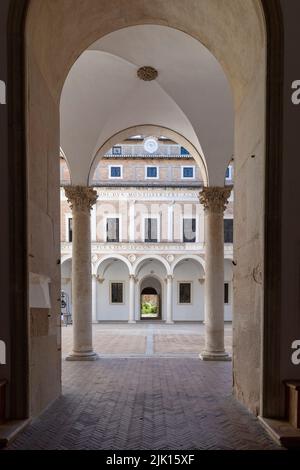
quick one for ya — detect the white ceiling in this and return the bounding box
[60,25,234,185]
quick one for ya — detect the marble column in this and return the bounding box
[199,186,232,361]
[65,186,99,361]
[128,274,136,323]
[166,275,174,324]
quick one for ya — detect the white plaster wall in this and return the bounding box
[96,261,129,321]
[172,262,204,321]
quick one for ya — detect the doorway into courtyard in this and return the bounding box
[140,277,162,321]
[1,1,286,447]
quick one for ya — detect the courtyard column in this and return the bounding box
[166,275,174,324]
[199,186,232,361]
[65,186,99,361]
[128,275,136,323]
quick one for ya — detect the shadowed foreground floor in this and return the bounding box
[9,357,279,450]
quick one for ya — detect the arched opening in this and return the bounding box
[2,0,290,449]
[23,0,275,419]
[140,277,162,321]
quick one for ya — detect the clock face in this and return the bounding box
[144,137,158,154]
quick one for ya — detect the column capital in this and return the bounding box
[199,186,232,213]
[129,274,136,281]
[64,186,98,212]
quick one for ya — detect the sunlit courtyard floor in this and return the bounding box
[62,321,233,357]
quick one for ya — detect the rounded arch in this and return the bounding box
[133,255,171,277]
[94,254,133,276]
[61,254,72,265]
[88,124,208,186]
[171,255,205,275]
[60,147,72,185]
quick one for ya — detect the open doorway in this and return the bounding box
[140,277,162,320]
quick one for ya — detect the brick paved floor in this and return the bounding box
[8,323,279,450]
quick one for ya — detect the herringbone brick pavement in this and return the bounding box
[8,358,279,450]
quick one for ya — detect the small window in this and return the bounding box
[183,218,196,243]
[146,166,158,179]
[179,283,192,304]
[109,165,122,178]
[180,147,189,155]
[112,146,122,155]
[224,219,233,243]
[226,166,232,180]
[224,283,229,304]
[68,218,73,242]
[182,166,195,179]
[107,218,120,242]
[111,282,124,304]
[144,218,158,242]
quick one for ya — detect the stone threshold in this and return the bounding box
[0,419,31,449]
[259,416,300,449]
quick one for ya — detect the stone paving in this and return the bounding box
[8,323,279,450]
[62,322,232,357]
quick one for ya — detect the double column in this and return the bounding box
[199,186,232,361]
[65,186,99,361]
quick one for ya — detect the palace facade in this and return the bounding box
[60,138,234,323]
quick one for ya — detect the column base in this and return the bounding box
[199,350,231,361]
[66,351,99,361]
[128,320,136,324]
[166,320,174,324]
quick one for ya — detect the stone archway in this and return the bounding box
[140,276,162,321]
[2,0,285,424]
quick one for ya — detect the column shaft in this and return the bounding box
[199,186,232,361]
[128,275,136,323]
[65,186,98,361]
[166,275,174,324]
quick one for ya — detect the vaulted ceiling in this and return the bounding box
[60,25,234,185]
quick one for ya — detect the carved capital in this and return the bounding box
[64,186,98,212]
[199,186,232,213]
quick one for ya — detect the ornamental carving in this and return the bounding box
[64,186,98,212]
[199,186,233,213]
[252,264,263,285]
[137,66,158,81]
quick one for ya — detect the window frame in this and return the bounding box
[181,165,195,180]
[181,216,198,243]
[105,214,122,242]
[110,281,125,305]
[178,281,193,305]
[224,218,233,244]
[142,215,160,243]
[145,165,159,180]
[65,214,73,242]
[224,282,230,305]
[112,146,122,156]
[109,164,123,179]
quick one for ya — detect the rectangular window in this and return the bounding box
[68,218,73,242]
[224,219,233,243]
[179,283,192,304]
[183,218,196,243]
[106,217,120,242]
[146,166,158,179]
[111,282,124,304]
[109,165,122,178]
[224,283,229,304]
[144,218,158,242]
[182,167,194,179]
[112,146,122,155]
